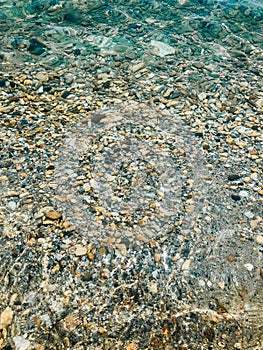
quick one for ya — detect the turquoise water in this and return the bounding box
[1,0,262,66]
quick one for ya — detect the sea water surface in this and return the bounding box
[0,0,263,67]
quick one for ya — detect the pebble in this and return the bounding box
[228,174,242,181]
[126,342,138,350]
[148,281,158,293]
[7,201,16,211]
[88,252,95,261]
[65,73,75,84]
[255,98,263,108]
[13,336,31,350]
[0,307,13,329]
[198,92,207,101]
[75,246,87,256]
[154,253,161,263]
[150,40,175,57]
[181,259,191,270]
[35,72,49,82]
[250,220,258,229]
[239,190,248,197]
[244,263,254,272]
[210,316,219,324]
[244,211,254,219]
[199,279,206,287]
[255,235,263,245]
[163,87,174,98]
[130,62,145,73]
[228,255,236,262]
[45,211,62,220]
[231,194,241,201]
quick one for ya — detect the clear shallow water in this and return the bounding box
[0,1,263,349]
[0,0,263,66]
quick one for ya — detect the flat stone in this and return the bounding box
[5,191,20,197]
[45,211,62,220]
[250,220,258,229]
[75,246,87,256]
[150,40,176,57]
[130,62,145,73]
[244,263,254,272]
[35,72,49,82]
[244,211,254,219]
[228,174,242,181]
[239,190,248,197]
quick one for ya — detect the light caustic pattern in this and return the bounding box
[54,103,262,347]
[54,103,206,245]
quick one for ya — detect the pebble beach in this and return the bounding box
[0,0,263,349]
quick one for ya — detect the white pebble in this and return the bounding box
[239,190,248,197]
[13,336,31,350]
[7,201,16,211]
[244,263,254,272]
[255,235,263,245]
[199,279,205,287]
[244,211,254,219]
[148,282,158,293]
[198,92,207,101]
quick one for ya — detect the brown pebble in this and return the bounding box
[154,253,161,263]
[228,255,236,262]
[126,342,137,350]
[210,315,219,324]
[238,290,247,299]
[260,269,263,279]
[63,314,82,331]
[150,240,156,248]
[5,191,20,197]
[99,326,106,334]
[114,61,121,67]
[88,252,94,261]
[45,211,62,220]
[0,307,13,329]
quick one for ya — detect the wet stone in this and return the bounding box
[231,194,241,201]
[228,174,242,181]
